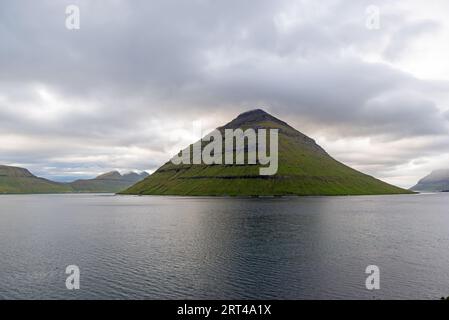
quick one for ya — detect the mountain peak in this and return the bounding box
[96,171,123,180]
[239,108,269,117]
[218,108,326,154]
[221,108,290,130]
[122,109,410,196]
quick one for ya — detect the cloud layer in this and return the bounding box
[1,0,449,186]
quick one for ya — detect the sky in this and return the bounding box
[1,0,449,188]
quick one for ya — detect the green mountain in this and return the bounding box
[0,165,72,194]
[0,165,148,194]
[411,169,449,192]
[122,109,411,196]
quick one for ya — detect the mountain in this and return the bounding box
[0,165,148,194]
[70,171,149,193]
[122,109,411,196]
[0,165,72,194]
[411,169,449,192]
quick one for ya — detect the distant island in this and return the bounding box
[121,109,412,196]
[411,169,449,192]
[0,165,148,194]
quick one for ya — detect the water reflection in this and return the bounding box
[0,194,448,299]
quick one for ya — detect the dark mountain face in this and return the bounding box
[411,169,449,192]
[220,109,291,130]
[0,165,34,178]
[218,108,327,154]
[122,109,410,196]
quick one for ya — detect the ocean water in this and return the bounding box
[0,193,448,300]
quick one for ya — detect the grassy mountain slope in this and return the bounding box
[122,109,411,196]
[0,166,148,194]
[0,165,72,194]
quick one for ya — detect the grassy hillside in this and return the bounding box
[0,166,72,194]
[122,109,411,196]
[0,166,148,194]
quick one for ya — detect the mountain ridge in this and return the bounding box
[411,169,449,192]
[0,166,148,194]
[0,165,35,178]
[70,171,149,193]
[219,109,326,154]
[122,109,411,196]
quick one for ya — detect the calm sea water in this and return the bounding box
[0,193,448,300]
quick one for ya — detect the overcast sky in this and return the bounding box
[1,0,449,187]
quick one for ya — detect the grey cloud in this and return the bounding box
[383,19,441,61]
[0,0,448,183]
